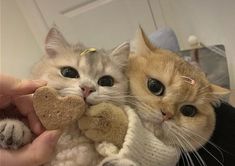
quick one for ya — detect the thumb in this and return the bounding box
[22,130,61,166]
[0,130,61,166]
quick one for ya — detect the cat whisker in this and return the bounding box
[137,102,162,117]
[182,126,224,155]
[166,125,199,163]
[164,125,190,165]
[99,97,164,123]
[172,128,208,166]
[168,128,195,166]
[171,131,196,165]
[105,98,146,110]
[181,126,225,162]
[101,96,150,110]
[170,128,206,166]
[179,149,187,166]
[172,125,223,166]
[165,127,182,162]
[102,94,152,100]
[166,137,182,166]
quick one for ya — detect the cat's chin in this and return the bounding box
[85,98,104,107]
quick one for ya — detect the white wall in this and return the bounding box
[159,0,235,89]
[0,0,42,78]
[1,0,235,89]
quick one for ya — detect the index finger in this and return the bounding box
[0,74,46,96]
[13,95,45,135]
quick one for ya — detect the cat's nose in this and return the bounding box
[81,86,96,98]
[161,110,173,121]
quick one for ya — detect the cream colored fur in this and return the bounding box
[31,28,130,166]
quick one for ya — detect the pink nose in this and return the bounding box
[161,110,173,121]
[81,86,95,98]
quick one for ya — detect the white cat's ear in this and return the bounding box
[110,42,130,67]
[45,27,69,57]
[210,84,230,95]
[130,26,156,56]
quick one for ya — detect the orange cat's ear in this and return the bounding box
[210,84,230,95]
[131,26,156,56]
[45,26,69,57]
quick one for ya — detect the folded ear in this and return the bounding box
[45,27,69,57]
[210,84,231,95]
[110,42,130,68]
[130,26,156,56]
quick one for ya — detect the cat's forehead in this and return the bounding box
[79,50,105,66]
[78,49,113,75]
[147,52,205,81]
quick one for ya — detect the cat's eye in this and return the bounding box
[147,78,165,96]
[180,105,197,117]
[60,67,79,78]
[98,75,114,87]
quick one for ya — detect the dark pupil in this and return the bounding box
[180,105,197,117]
[147,78,165,96]
[98,76,114,87]
[61,67,79,78]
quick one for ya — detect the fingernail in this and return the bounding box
[33,80,47,86]
[46,130,62,146]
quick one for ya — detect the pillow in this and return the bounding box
[149,27,180,52]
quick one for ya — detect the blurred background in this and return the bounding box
[1,0,235,105]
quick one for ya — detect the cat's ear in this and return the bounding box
[131,26,156,56]
[110,42,130,67]
[45,27,69,57]
[210,84,230,95]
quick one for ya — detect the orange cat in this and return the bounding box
[127,27,230,165]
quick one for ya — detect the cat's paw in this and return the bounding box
[0,119,32,149]
[79,102,128,147]
[99,156,138,166]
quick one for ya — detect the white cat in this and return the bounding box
[31,27,130,166]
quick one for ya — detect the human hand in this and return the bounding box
[0,74,47,134]
[0,130,61,166]
[0,74,61,166]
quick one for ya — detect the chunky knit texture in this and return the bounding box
[117,106,180,166]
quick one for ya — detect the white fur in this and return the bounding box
[45,124,101,166]
[0,119,32,149]
[96,142,119,157]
